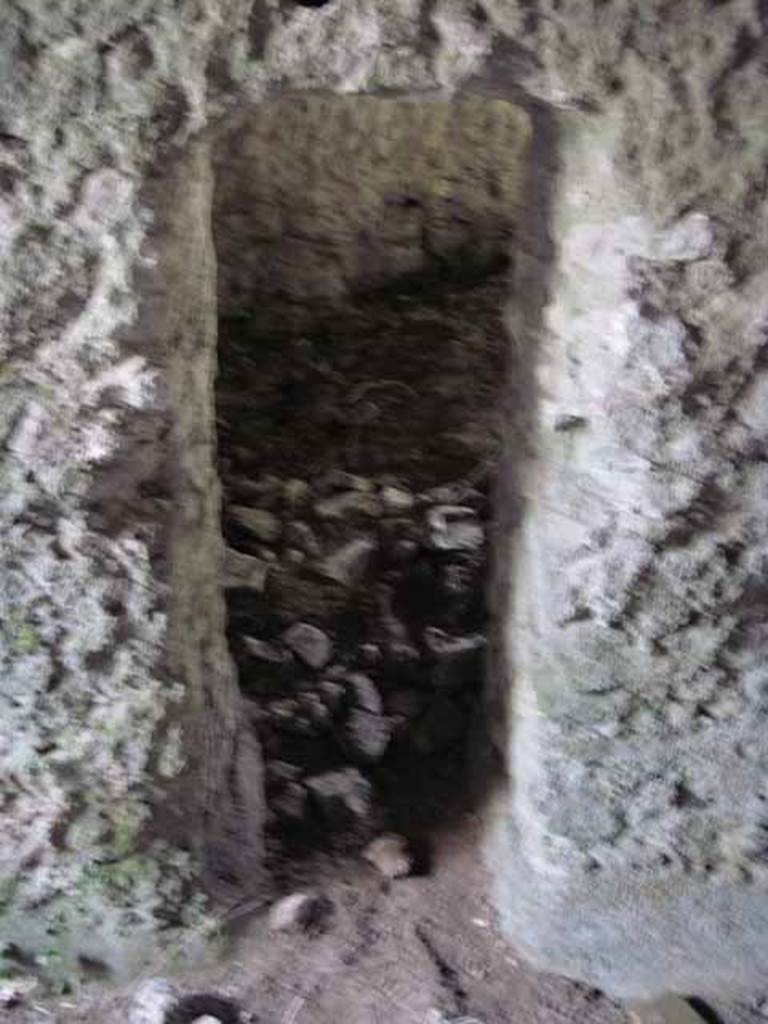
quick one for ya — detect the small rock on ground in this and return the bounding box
[128,978,178,1024]
[268,891,333,933]
[363,833,413,878]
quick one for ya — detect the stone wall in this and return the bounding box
[2,0,768,1001]
[483,0,768,1001]
[0,0,493,988]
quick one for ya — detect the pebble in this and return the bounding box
[363,833,413,878]
[421,482,483,506]
[283,622,333,669]
[423,627,485,659]
[284,478,310,507]
[319,537,376,586]
[265,760,302,787]
[314,490,382,519]
[318,679,346,711]
[285,520,322,557]
[268,891,330,933]
[242,636,290,664]
[222,548,270,591]
[347,672,383,714]
[380,485,415,511]
[306,767,372,826]
[345,707,391,762]
[427,505,484,552]
[360,642,382,665]
[229,505,281,543]
[128,978,178,1024]
[317,470,373,494]
[225,472,283,505]
[191,1017,224,1024]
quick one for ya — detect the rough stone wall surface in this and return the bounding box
[482,0,768,1001]
[0,0,491,988]
[2,0,768,1002]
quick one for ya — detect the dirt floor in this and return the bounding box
[7,815,761,1024]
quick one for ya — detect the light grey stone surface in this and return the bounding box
[482,0,768,1001]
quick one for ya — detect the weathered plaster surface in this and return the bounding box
[483,0,768,999]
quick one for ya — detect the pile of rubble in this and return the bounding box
[218,464,488,853]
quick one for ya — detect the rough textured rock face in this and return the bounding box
[0,0,491,988]
[483,0,768,1001]
[2,0,768,1002]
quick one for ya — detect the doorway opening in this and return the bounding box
[212,95,529,872]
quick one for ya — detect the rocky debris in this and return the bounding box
[265,760,303,787]
[220,460,489,854]
[283,478,310,507]
[242,636,290,664]
[306,768,372,828]
[285,520,322,556]
[363,834,413,879]
[347,672,383,714]
[345,706,391,762]
[226,474,282,506]
[282,622,333,669]
[317,470,372,494]
[222,547,270,591]
[314,490,382,519]
[380,484,415,511]
[129,979,179,1024]
[319,536,376,585]
[268,891,334,934]
[229,505,281,543]
[427,505,484,552]
[318,679,345,711]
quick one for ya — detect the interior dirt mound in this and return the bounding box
[216,272,508,870]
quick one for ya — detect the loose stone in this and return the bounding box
[345,707,391,762]
[229,505,281,543]
[363,833,413,878]
[314,490,382,519]
[427,505,484,552]
[222,548,271,591]
[316,469,373,494]
[380,484,415,511]
[346,672,383,714]
[285,520,322,556]
[128,979,178,1024]
[318,536,376,586]
[283,621,333,669]
[268,892,330,933]
[242,636,290,664]
[305,768,372,826]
